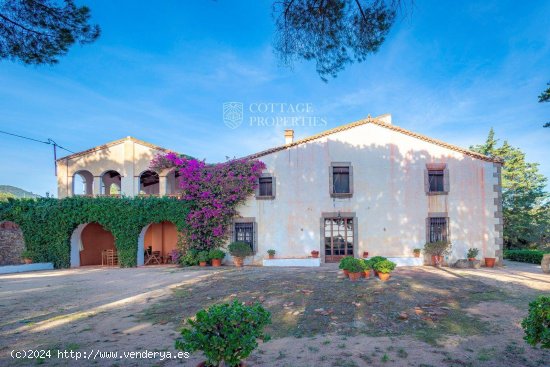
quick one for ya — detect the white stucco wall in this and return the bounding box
[233,123,501,265]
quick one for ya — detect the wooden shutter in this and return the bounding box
[443,167,450,193]
[424,169,429,194]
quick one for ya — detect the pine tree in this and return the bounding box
[471,130,549,248]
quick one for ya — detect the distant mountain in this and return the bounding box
[0,185,41,198]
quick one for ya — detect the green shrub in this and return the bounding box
[267,249,276,256]
[181,249,200,266]
[197,251,209,263]
[361,258,374,270]
[504,249,547,264]
[20,249,34,259]
[423,241,451,256]
[368,256,388,266]
[521,296,550,349]
[228,241,253,258]
[413,248,421,254]
[342,258,363,273]
[373,259,397,274]
[176,300,271,366]
[467,247,480,259]
[209,248,225,260]
[338,256,355,270]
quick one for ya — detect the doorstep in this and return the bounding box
[262,258,321,267]
[0,262,54,274]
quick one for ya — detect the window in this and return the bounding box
[428,170,444,192]
[330,163,353,197]
[324,217,354,262]
[234,222,255,253]
[259,177,273,197]
[428,217,448,243]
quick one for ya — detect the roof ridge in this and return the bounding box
[245,117,501,163]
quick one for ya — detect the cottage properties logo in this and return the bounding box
[222,102,327,129]
[222,102,244,129]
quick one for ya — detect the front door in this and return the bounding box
[324,217,354,262]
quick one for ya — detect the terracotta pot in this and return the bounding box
[364,270,372,278]
[311,251,319,258]
[348,272,361,281]
[211,258,222,267]
[431,255,443,266]
[468,258,476,261]
[342,269,349,277]
[268,254,275,259]
[363,251,369,258]
[23,258,32,264]
[378,272,391,282]
[485,257,496,268]
[414,252,420,258]
[199,261,207,267]
[233,257,244,267]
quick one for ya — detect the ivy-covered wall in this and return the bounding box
[0,196,192,268]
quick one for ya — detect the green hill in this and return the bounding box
[0,185,41,198]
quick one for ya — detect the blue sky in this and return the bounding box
[0,0,549,196]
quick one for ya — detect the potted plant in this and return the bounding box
[361,258,374,278]
[373,259,397,282]
[228,241,253,267]
[362,251,369,258]
[343,258,364,281]
[176,300,271,367]
[413,248,421,258]
[267,249,276,259]
[423,241,452,267]
[197,251,209,267]
[21,249,34,264]
[209,249,225,267]
[338,256,355,277]
[368,256,387,276]
[467,247,479,261]
[311,250,319,258]
[485,257,496,268]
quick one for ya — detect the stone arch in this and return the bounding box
[70,222,116,266]
[100,170,122,196]
[138,170,160,195]
[0,221,25,265]
[73,170,94,196]
[138,221,180,265]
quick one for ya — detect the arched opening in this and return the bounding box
[0,221,25,265]
[101,170,121,196]
[138,221,179,265]
[73,170,94,196]
[165,168,182,196]
[71,223,117,266]
[139,170,160,195]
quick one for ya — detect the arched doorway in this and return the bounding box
[139,170,160,195]
[73,170,94,196]
[138,221,179,265]
[71,223,116,266]
[101,170,121,196]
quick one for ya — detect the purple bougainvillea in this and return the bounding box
[150,152,265,250]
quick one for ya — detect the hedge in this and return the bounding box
[503,249,549,264]
[0,196,192,268]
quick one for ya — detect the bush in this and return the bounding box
[361,258,374,270]
[338,256,355,270]
[209,248,225,260]
[342,258,363,273]
[197,251,209,263]
[521,296,550,349]
[181,249,200,266]
[228,241,253,258]
[176,300,271,366]
[368,256,387,266]
[373,259,397,274]
[20,249,34,259]
[466,247,480,259]
[423,241,451,256]
[267,249,276,256]
[504,249,547,264]
[413,248,421,254]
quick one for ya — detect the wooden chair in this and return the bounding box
[105,249,118,266]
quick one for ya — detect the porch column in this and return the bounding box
[93,176,102,196]
[159,175,167,196]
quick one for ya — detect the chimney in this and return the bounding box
[284,129,294,144]
[375,113,392,125]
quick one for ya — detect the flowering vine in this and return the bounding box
[150,152,265,250]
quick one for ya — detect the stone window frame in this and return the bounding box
[329,162,353,198]
[255,173,276,200]
[229,217,258,254]
[424,163,449,195]
[425,212,451,243]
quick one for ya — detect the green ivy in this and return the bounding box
[0,196,192,268]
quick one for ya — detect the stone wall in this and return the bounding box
[0,221,25,265]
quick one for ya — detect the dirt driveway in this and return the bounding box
[0,263,548,367]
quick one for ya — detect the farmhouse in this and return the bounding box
[55,115,503,267]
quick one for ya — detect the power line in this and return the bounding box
[0,129,75,153]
